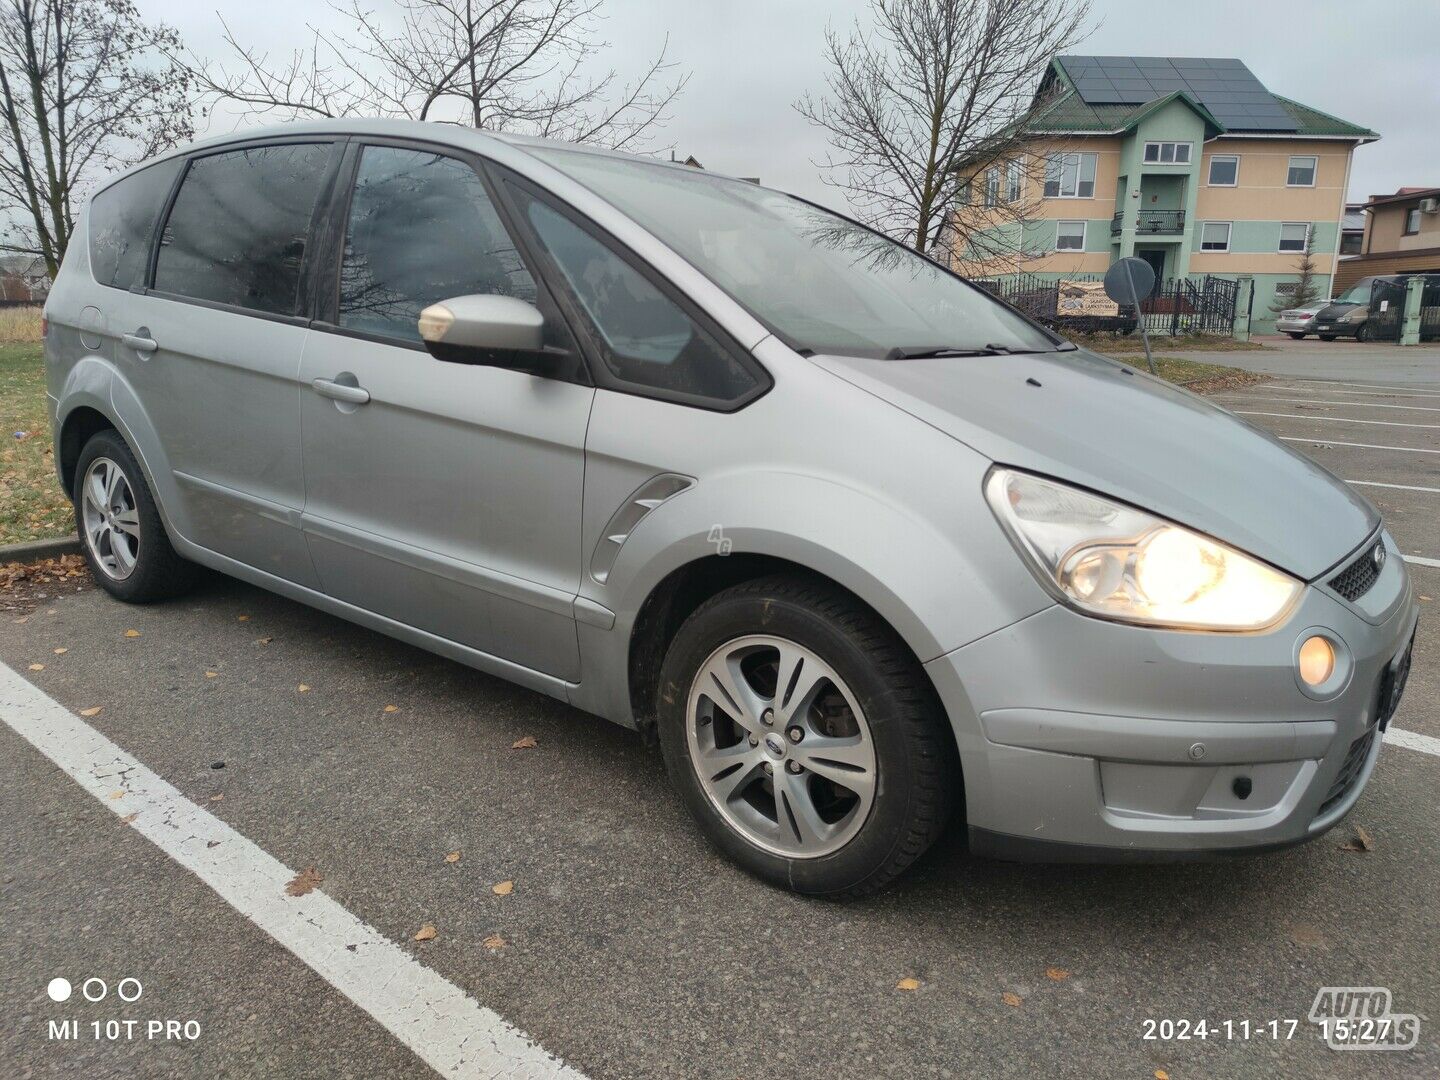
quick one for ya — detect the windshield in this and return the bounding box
[531,148,1058,359]
[1334,279,1374,305]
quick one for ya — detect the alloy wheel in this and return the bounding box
[80,457,141,580]
[686,634,877,859]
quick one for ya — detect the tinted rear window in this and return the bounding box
[154,143,333,316]
[88,158,183,291]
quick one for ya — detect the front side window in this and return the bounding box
[1287,156,1317,187]
[1207,155,1238,186]
[516,190,761,404]
[155,143,333,316]
[338,146,536,342]
[531,148,1058,360]
[1055,221,1086,251]
[1404,208,1421,235]
[88,158,183,291]
[1143,141,1191,165]
[1043,152,1097,198]
[1200,221,1231,251]
[1278,222,1310,253]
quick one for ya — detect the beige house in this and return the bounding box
[1334,187,1440,292]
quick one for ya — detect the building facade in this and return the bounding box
[1333,187,1440,292]
[952,57,1377,331]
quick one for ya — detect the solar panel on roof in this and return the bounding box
[1056,55,1300,131]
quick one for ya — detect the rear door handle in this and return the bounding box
[311,377,371,405]
[121,331,158,354]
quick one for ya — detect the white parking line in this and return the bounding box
[1346,480,1440,495]
[1275,380,1440,397]
[1386,727,1440,758]
[1279,437,1440,455]
[1237,411,1440,430]
[0,662,586,1080]
[1219,396,1440,414]
[1406,555,1440,570]
[1251,386,1440,402]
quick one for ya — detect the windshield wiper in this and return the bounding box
[885,343,1055,361]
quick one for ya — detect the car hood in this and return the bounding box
[811,348,1378,580]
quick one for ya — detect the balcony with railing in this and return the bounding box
[1110,209,1187,237]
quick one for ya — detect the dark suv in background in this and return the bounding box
[1314,274,1440,341]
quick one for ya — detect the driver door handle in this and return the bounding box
[121,331,158,354]
[311,377,371,405]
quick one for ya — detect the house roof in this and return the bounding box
[1026,57,1377,141]
[1365,186,1440,208]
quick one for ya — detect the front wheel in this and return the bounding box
[1354,323,1370,343]
[657,574,956,897]
[73,429,199,602]
[1287,331,1306,340]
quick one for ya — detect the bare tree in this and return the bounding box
[0,0,193,278]
[186,0,687,151]
[796,0,1090,258]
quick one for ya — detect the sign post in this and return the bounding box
[1104,257,1157,375]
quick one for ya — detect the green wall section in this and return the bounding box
[1196,220,1339,255]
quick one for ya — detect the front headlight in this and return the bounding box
[1344,308,1368,323]
[985,469,1301,631]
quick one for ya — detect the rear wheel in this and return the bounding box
[657,574,955,897]
[1287,331,1305,340]
[73,429,198,602]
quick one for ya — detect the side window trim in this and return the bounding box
[488,165,772,413]
[144,137,343,327]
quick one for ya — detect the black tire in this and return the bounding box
[1318,335,1337,342]
[1354,323,1370,343]
[1287,331,1305,340]
[657,573,956,897]
[73,428,199,603]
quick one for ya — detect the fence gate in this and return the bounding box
[1367,279,1407,342]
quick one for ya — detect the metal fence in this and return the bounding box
[974,272,1240,336]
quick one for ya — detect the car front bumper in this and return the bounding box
[1274,317,1314,333]
[925,531,1418,861]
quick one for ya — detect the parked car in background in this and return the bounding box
[1313,273,1440,341]
[1275,301,1327,339]
[44,119,1418,895]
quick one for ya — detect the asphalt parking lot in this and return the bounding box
[2,354,1438,1079]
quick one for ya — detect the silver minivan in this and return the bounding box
[46,120,1417,895]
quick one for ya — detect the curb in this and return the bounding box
[0,534,82,564]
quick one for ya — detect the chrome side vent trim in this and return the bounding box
[590,474,694,584]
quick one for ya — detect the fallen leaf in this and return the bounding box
[445,851,461,864]
[108,790,125,800]
[1156,1071,1171,1080]
[1340,825,1374,853]
[1289,923,1326,947]
[414,924,438,942]
[119,812,138,824]
[511,736,537,750]
[297,684,311,693]
[205,670,218,679]
[53,647,67,655]
[384,704,399,713]
[492,880,514,896]
[237,615,250,622]
[256,636,272,645]
[895,977,921,991]
[210,794,224,802]
[27,662,43,671]
[285,867,323,897]
[482,933,505,950]
[1045,967,1071,981]
[79,706,102,717]
[1001,992,1023,1008]
[124,629,141,638]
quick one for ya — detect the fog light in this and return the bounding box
[1298,636,1336,686]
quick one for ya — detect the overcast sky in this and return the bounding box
[157,0,1439,209]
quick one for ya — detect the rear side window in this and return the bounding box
[88,158,182,291]
[338,146,537,342]
[515,189,762,406]
[154,143,333,316]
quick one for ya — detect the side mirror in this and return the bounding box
[417,294,550,369]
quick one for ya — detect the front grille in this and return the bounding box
[1328,544,1381,602]
[1317,729,1374,817]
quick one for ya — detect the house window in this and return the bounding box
[1043,152,1097,198]
[1143,141,1192,165]
[1278,222,1310,253]
[1055,220,1086,251]
[1404,207,1421,235]
[1200,221,1231,252]
[1287,156,1317,186]
[1207,155,1239,186]
[1005,159,1024,202]
[984,167,1000,207]
[956,180,971,206]
[1340,231,1362,254]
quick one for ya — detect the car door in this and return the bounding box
[108,139,341,588]
[298,140,594,681]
